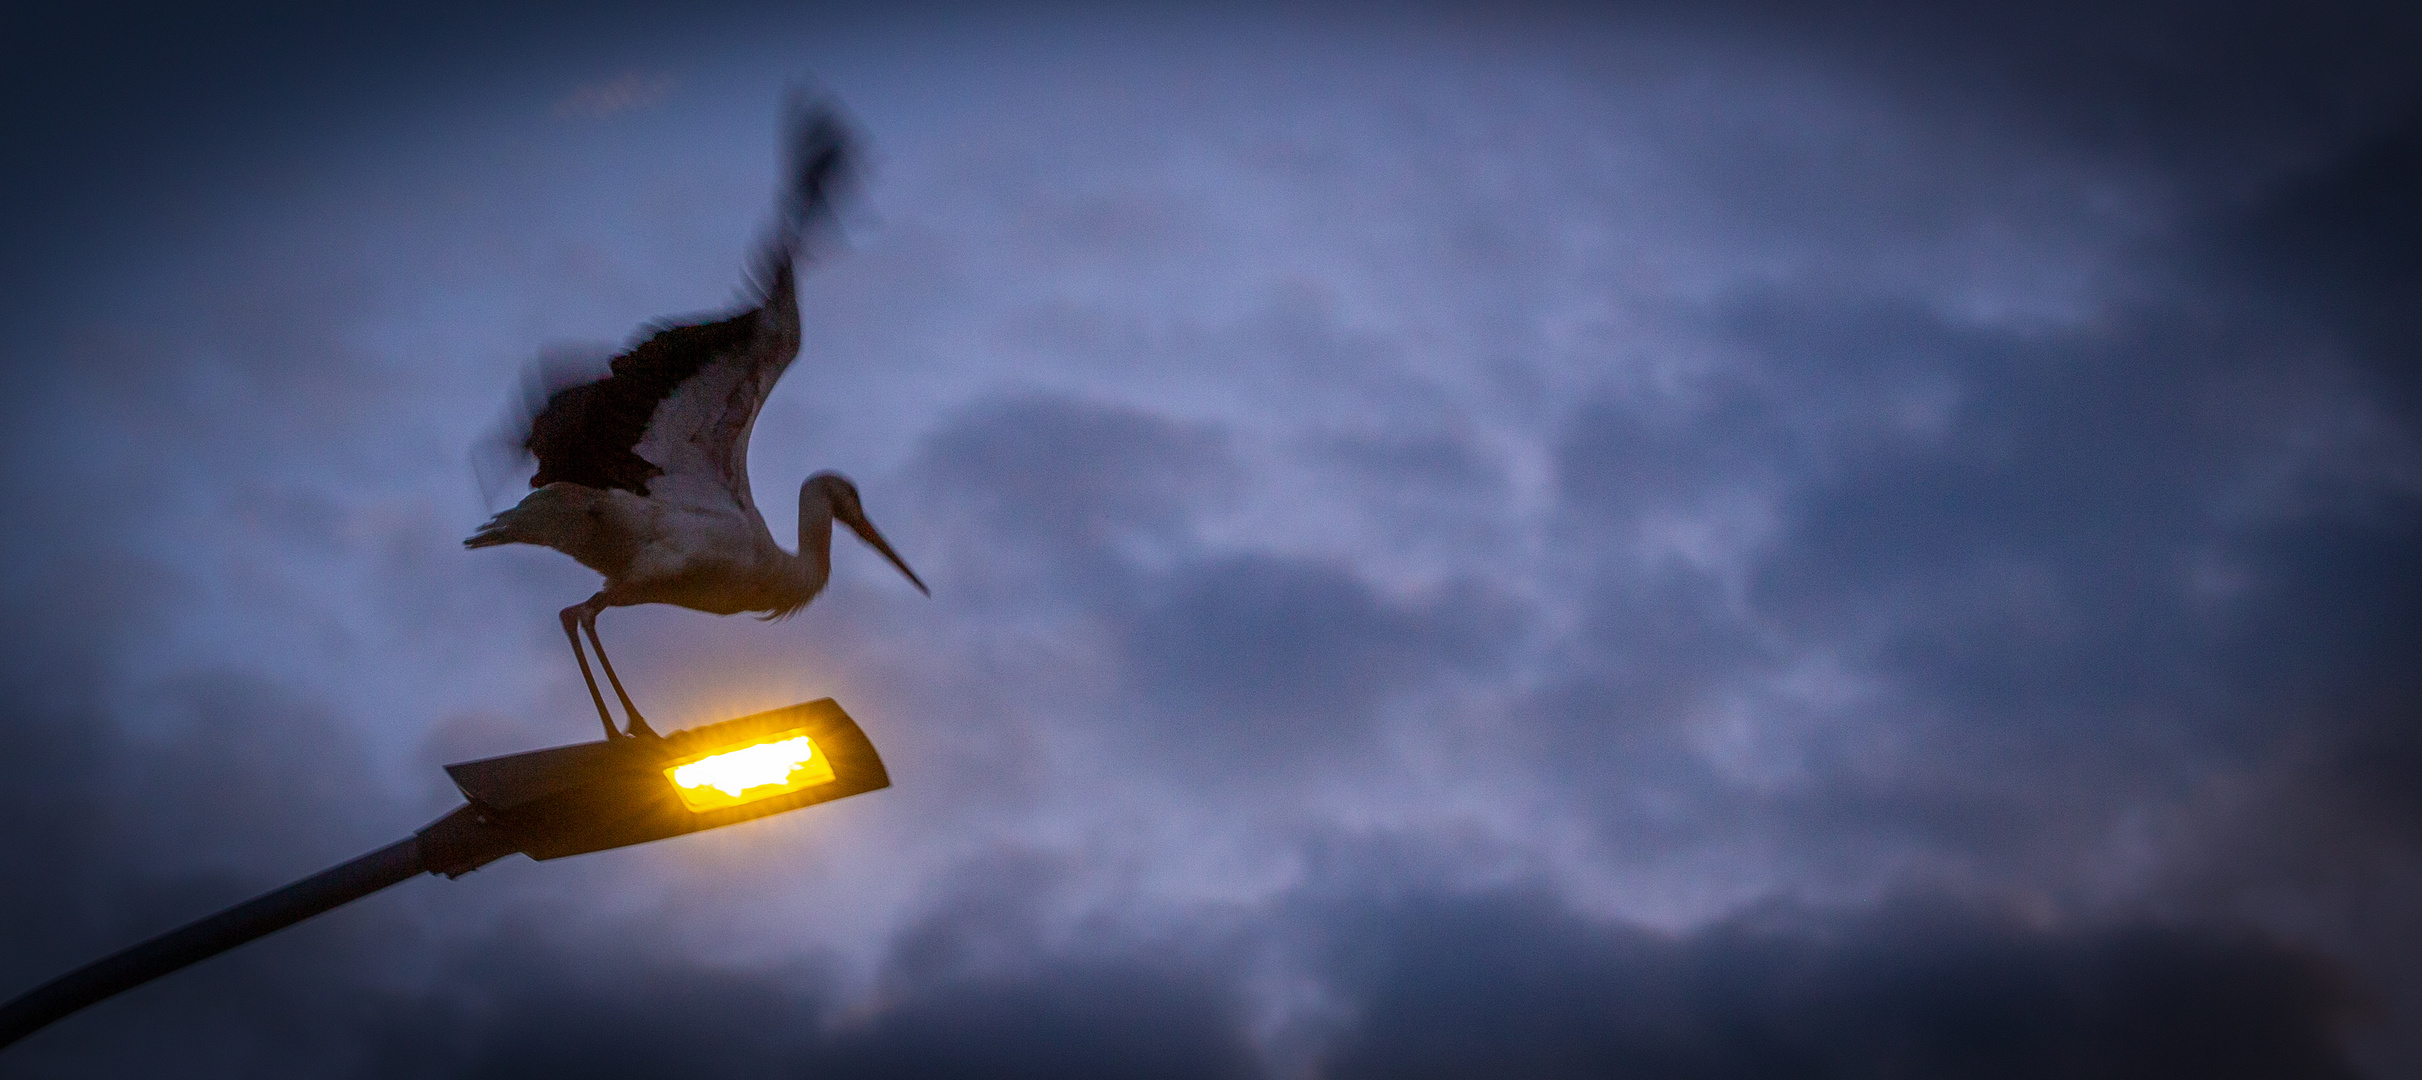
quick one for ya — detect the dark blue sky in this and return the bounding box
[3,2,2417,1076]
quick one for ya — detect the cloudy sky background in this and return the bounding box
[3,2,2417,1075]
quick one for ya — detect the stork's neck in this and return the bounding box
[794,484,835,595]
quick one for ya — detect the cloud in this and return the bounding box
[812,961,1258,1080]
[1114,553,1515,761]
[2215,107,2422,428]
[1313,889,2362,1080]
[553,72,679,119]
[914,394,1232,556]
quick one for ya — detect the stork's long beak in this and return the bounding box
[843,511,929,595]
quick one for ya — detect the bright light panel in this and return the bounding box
[663,729,837,812]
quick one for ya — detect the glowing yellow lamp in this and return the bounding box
[662,728,838,812]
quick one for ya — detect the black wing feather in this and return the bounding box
[526,314,755,495]
[520,97,855,498]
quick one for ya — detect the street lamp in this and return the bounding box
[0,698,890,1050]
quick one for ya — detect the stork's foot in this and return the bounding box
[624,714,660,740]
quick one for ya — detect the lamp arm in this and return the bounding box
[0,804,514,1050]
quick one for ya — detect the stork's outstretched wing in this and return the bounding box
[523,101,856,516]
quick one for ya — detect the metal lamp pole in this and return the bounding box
[0,698,887,1051]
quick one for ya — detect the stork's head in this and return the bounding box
[806,471,928,595]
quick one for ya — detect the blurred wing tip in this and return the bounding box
[469,434,537,511]
[474,342,612,508]
[782,93,863,231]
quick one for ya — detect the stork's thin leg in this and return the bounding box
[561,604,620,740]
[579,613,656,740]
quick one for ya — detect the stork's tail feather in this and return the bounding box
[462,483,608,562]
[463,518,516,548]
[464,507,527,548]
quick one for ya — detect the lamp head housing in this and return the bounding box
[427,698,888,869]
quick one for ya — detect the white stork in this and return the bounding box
[466,100,926,740]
